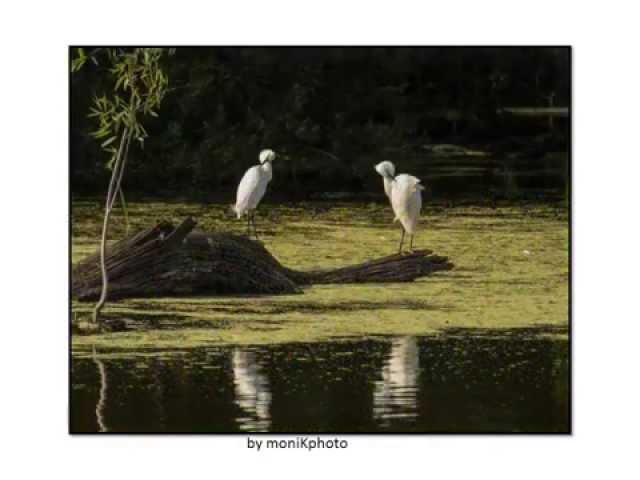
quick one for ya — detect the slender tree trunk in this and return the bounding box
[118,188,130,235]
[109,130,132,211]
[93,127,132,323]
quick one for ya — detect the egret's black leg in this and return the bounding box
[398,229,405,254]
[252,211,259,240]
[246,212,251,237]
[410,234,414,251]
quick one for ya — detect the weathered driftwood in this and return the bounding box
[71,217,453,301]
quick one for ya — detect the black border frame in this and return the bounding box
[69,45,572,435]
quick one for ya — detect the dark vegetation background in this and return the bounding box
[71,47,570,203]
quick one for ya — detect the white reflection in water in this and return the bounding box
[232,349,271,432]
[373,337,420,424]
[92,347,109,433]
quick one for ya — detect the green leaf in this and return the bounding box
[106,154,117,170]
[92,127,110,139]
[115,75,124,91]
[101,136,118,148]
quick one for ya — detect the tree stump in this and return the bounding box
[71,217,454,301]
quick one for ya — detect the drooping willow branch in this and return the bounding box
[75,48,171,323]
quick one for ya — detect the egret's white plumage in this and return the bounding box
[375,160,396,198]
[375,160,425,252]
[234,163,272,218]
[390,174,423,234]
[234,149,276,238]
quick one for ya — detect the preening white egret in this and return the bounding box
[374,161,425,253]
[233,149,276,239]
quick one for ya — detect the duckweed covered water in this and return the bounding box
[71,200,568,352]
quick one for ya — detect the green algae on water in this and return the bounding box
[71,201,569,355]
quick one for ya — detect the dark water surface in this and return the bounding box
[71,331,569,433]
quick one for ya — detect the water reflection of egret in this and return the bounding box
[373,337,420,425]
[232,349,272,432]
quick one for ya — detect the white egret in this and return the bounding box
[374,161,425,253]
[233,149,276,239]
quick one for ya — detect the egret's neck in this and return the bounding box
[382,176,394,198]
[260,161,273,181]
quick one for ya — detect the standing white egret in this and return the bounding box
[374,161,425,253]
[233,149,276,239]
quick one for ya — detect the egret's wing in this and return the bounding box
[406,175,424,193]
[390,175,416,215]
[407,175,424,217]
[391,175,423,231]
[235,166,261,217]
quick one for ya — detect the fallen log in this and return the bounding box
[71,218,453,301]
